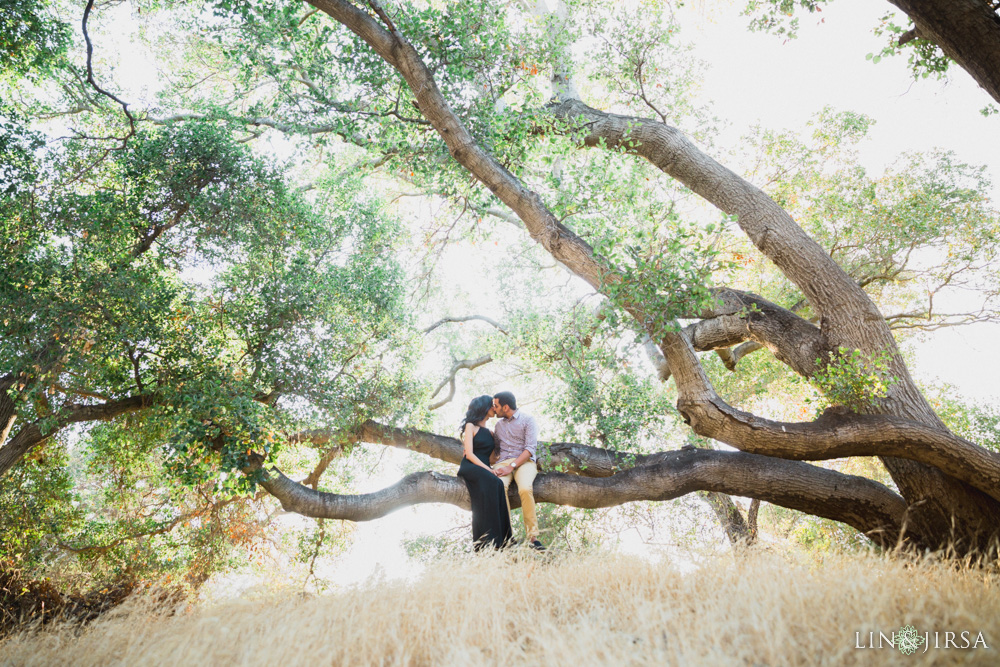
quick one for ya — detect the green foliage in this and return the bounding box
[592,215,724,337]
[0,109,44,195]
[811,347,896,413]
[0,442,81,571]
[926,386,1000,454]
[501,305,675,455]
[0,113,417,582]
[869,12,950,81]
[0,0,70,82]
[743,0,833,40]
[736,108,1000,330]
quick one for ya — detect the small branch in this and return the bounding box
[365,0,401,37]
[50,383,111,402]
[428,355,494,410]
[59,491,266,554]
[748,498,761,544]
[301,446,344,489]
[423,315,508,335]
[897,26,922,47]
[82,0,136,148]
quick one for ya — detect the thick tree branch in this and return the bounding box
[886,0,1000,104]
[311,416,1000,506]
[675,398,1000,503]
[339,420,677,478]
[256,449,907,547]
[688,288,826,377]
[546,99,890,351]
[0,394,153,477]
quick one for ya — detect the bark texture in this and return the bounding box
[887,0,1000,104]
[257,448,906,547]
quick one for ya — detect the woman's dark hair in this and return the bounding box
[460,395,493,433]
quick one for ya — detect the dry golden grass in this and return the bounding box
[2,547,998,666]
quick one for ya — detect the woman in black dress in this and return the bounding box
[457,395,512,550]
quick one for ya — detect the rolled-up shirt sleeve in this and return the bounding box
[523,415,538,460]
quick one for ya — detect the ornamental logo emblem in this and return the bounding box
[896,625,927,655]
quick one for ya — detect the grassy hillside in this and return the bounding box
[2,548,997,666]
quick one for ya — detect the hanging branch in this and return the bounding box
[428,355,494,410]
[82,0,136,148]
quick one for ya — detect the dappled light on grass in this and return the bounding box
[2,548,998,666]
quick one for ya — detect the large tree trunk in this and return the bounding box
[887,0,1000,105]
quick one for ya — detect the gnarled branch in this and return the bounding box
[256,449,907,547]
[675,397,1000,503]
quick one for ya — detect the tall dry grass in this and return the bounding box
[2,547,997,666]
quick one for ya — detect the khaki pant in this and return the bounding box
[494,458,539,542]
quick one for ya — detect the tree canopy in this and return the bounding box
[3,0,1000,588]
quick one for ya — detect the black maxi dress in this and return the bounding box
[457,427,513,550]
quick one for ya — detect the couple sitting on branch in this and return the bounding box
[457,391,545,551]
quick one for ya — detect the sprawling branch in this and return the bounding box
[0,394,152,477]
[336,420,676,478]
[324,415,1000,508]
[257,449,907,547]
[675,396,1000,503]
[546,100,890,350]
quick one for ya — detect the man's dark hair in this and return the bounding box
[493,391,517,410]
